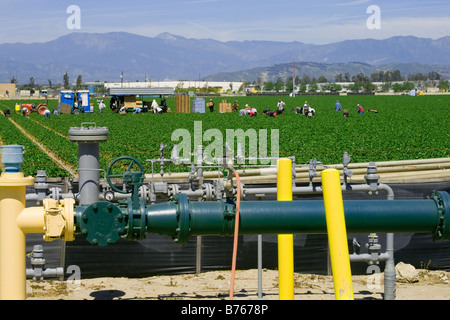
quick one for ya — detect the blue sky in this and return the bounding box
[1,0,449,44]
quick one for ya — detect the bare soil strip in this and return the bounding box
[26,268,450,300]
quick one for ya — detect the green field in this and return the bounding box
[0,94,449,177]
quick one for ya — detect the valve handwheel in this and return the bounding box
[106,156,145,194]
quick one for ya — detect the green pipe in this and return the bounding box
[146,191,450,243]
[76,191,449,246]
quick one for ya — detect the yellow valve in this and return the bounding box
[43,198,75,242]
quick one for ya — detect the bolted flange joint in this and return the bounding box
[430,191,450,241]
[174,193,190,244]
[76,201,126,246]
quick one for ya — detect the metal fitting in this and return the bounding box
[43,198,75,242]
[430,191,450,240]
[174,193,190,244]
[26,245,64,280]
[76,201,126,246]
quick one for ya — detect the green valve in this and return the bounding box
[77,202,126,246]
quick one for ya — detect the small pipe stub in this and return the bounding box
[68,123,109,143]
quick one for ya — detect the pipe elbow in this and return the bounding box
[16,198,76,241]
[16,207,45,234]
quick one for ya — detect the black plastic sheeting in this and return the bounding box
[25,182,450,279]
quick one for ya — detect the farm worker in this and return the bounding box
[246,104,257,117]
[357,104,364,114]
[277,100,286,113]
[151,99,159,112]
[110,96,118,111]
[335,100,342,111]
[307,107,316,118]
[98,100,106,113]
[343,109,349,117]
[119,106,127,115]
[44,109,50,118]
[160,97,168,113]
[232,100,239,112]
[155,106,163,113]
[4,109,10,117]
[208,99,215,112]
[303,101,311,115]
[133,107,142,114]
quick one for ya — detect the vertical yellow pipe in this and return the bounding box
[321,169,354,300]
[0,172,34,300]
[277,158,294,300]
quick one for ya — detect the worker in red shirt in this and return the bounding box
[357,104,364,114]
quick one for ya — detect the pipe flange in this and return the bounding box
[78,202,126,246]
[68,125,109,143]
[174,193,190,244]
[202,183,213,201]
[126,198,147,241]
[43,198,75,242]
[62,198,75,242]
[430,191,450,241]
[168,184,180,199]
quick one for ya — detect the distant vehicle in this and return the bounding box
[18,95,49,115]
[55,90,93,115]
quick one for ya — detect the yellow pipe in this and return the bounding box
[277,158,294,300]
[0,172,34,300]
[16,207,45,234]
[321,169,354,300]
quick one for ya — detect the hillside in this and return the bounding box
[204,61,450,83]
[1,32,450,84]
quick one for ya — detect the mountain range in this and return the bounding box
[1,32,449,85]
[205,61,450,83]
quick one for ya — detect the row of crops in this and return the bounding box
[0,94,449,178]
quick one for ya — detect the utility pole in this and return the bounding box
[292,61,296,97]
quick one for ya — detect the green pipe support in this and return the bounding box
[75,191,450,246]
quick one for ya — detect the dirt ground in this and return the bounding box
[26,268,449,300]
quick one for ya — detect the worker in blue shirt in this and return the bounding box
[335,100,342,111]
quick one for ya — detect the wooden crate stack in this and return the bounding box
[176,95,191,113]
[124,96,137,109]
[219,99,232,113]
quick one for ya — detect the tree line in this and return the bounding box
[246,70,449,93]
[8,69,450,94]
